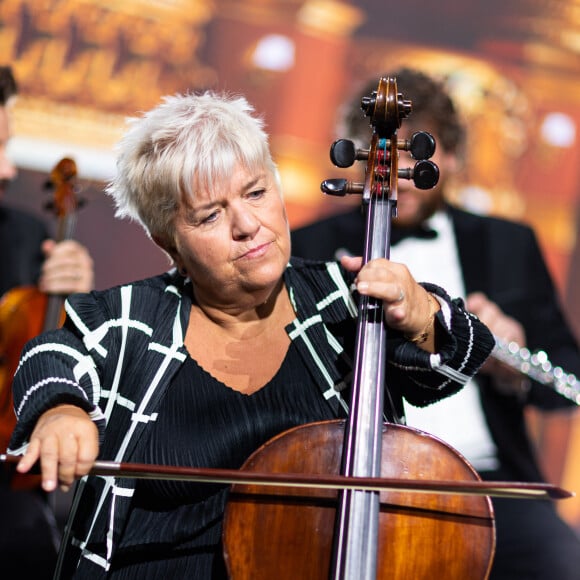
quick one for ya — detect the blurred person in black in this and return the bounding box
[0,65,94,579]
[291,67,580,579]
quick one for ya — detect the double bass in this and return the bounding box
[0,157,79,483]
[221,77,495,578]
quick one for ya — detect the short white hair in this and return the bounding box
[106,91,278,240]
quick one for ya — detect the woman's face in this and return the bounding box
[166,163,291,307]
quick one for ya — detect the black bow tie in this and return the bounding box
[390,225,438,246]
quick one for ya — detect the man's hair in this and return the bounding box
[0,66,18,106]
[339,67,465,156]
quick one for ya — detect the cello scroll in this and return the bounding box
[322,77,439,202]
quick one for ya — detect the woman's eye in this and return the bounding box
[248,189,265,200]
[201,210,219,224]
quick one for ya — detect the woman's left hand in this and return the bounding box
[341,256,439,350]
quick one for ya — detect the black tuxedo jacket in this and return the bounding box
[0,205,48,297]
[291,204,580,482]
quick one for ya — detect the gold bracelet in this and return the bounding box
[404,292,439,344]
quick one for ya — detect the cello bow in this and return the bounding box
[0,453,572,500]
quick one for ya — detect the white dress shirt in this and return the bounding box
[391,210,499,471]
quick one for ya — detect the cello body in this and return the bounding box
[224,420,494,579]
[0,287,58,452]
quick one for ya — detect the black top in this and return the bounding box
[109,341,334,578]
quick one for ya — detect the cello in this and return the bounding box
[221,77,495,579]
[0,157,79,486]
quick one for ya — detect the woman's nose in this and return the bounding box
[231,206,260,239]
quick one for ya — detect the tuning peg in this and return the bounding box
[398,160,440,189]
[408,131,436,160]
[330,139,370,168]
[320,178,364,196]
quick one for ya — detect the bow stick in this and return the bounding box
[0,454,572,500]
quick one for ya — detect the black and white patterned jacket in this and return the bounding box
[9,257,493,577]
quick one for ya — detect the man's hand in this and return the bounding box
[39,239,94,294]
[466,291,529,393]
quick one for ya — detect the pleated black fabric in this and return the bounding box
[109,341,335,579]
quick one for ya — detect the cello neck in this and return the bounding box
[331,79,407,580]
[321,76,441,579]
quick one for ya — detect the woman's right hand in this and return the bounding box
[16,404,99,492]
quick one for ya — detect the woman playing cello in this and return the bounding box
[9,90,494,578]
